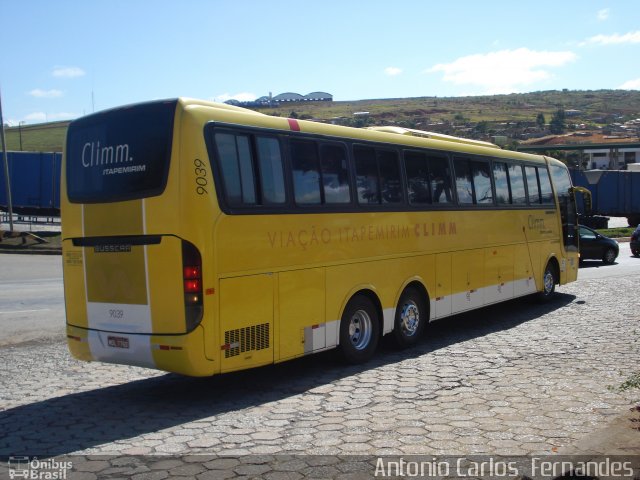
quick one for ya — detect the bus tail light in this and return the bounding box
[182,240,203,331]
[184,279,201,293]
[184,266,201,279]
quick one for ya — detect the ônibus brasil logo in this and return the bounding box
[7,456,72,479]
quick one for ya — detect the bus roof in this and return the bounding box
[366,126,501,150]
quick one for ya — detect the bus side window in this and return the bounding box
[472,161,493,204]
[508,164,527,205]
[454,158,473,204]
[256,136,286,204]
[430,156,453,204]
[354,146,380,204]
[404,151,431,205]
[525,166,541,204]
[538,167,554,204]
[320,144,351,204]
[291,139,322,205]
[378,150,402,204]
[214,132,257,205]
[493,161,511,204]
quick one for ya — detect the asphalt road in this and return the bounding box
[578,241,639,280]
[0,254,64,346]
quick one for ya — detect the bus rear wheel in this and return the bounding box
[393,287,427,348]
[339,295,380,364]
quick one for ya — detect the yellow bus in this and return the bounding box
[62,98,582,376]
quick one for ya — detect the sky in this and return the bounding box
[1,0,639,125]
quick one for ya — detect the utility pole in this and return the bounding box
[18,121,24,151]
[0,88,14,231]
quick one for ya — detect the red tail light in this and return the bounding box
[182,241,203,331]
[184,279,201,293]
[183,266,201,279]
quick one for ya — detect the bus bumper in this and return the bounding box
[66,324,216,377]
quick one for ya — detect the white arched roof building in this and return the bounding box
[225,91,333,106]
[273,92,305,102]
[304,92,333,101]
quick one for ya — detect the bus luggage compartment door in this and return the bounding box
[66,235,187,335]
[219,274,274,373]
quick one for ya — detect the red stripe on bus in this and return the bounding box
[288,118,300,131]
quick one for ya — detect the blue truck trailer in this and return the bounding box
[0,151,62,216]
[571,169,640,228]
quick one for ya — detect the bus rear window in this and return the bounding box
[66,100,176,203]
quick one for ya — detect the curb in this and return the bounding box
[0,247,61,255]
[559,403,640,455]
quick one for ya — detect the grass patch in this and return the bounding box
[596,227,635,238]
[4,121,68,152]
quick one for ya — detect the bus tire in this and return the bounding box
[339,295,380,364]
[393,287,427,348]
[537,261,557,303]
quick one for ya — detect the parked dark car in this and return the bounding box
[631,225,640,257]
[578,225,619,264]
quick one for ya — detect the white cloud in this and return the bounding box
[24,112,47,122]
[213,92,257,103]
[597,8,610,21]
[49,112,78,121]
[28,89,63,98]
[384,67,402,76]
[619,78,640,90]
[580,31,640,46]
[22,111,79,124]
[426,48,577,94]
[52,66,86,78]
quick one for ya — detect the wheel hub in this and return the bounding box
[349,309,372,350]
[544,271,554,293]
[400,302,419,336]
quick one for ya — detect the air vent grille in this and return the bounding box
[224,323,270,358]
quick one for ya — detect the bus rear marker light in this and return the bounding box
[288,118,300,131]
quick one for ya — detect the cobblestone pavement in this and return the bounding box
[1,275,639,478]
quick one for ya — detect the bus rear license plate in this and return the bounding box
[108,336,130,349]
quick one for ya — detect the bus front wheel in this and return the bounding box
[393,287,427,348]
[537,261,558,303]
[339,295,380,364]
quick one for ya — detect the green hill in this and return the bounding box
[4,120,69,153]
[4,89,640,152]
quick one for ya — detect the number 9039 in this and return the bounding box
[194,158,208,195]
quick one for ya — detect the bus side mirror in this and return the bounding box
[572,186,592,216]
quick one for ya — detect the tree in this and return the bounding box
[536,113,546,130]
[474,121,489,136]
[549,109,566,134]
[453,113,466,123]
